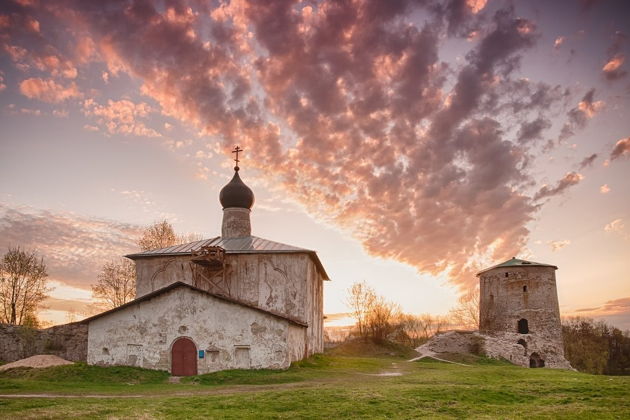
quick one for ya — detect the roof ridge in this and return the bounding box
[124,235,330,280]
[81,281,308,327]
[476,257,557,276]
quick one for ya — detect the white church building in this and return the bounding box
[85,150,328,375]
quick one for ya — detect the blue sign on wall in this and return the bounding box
[198,350,205,359]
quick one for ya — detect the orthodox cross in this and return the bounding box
[232,145,243,170]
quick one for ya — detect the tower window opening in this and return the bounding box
[518,318,529,334]
[505,272,509,278]
[523,285,527,292]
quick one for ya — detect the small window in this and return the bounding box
[505,272,509,278]
[523,285,528,292]
[518,318,529,334]
[207,349,220,362]
[235,346,251,369]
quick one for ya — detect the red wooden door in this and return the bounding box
[171,337,197,376]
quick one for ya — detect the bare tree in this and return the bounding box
[448,286,480,330]
[178,232,204,244]
[365,296,401,341]
[346,281,376,339]
[138,220,178,251]
[138,220,203,251]
[398,314,434,346]
[0,247,50,325]
[92,259,136,309]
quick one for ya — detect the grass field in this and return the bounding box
[0,351,629,419]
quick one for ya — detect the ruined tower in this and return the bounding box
[478,257,569,368]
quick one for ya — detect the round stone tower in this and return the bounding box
[478,257,567,368]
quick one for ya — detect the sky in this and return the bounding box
[0,0,629,329]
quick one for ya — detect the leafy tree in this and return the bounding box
[0,247,50,325]
[562,317,630,375]
[92,259,136,309]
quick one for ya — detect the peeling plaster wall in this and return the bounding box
[135,256,194,297]
[134,252,325,357]
[287,324,307,362]
[87,286,302,373]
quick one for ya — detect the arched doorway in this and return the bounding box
[171,337,197,376]
[517,318,529,334]
[529,352,545,368]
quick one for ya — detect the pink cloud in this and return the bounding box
[0,0,600,290]
[610,137,630,161]
[0,203,142,289]
[19,77,80,103]
[559,89,603,141]
[554,36,565,49]
[534,172,583,201]
[602,31,627,80]
[82,99,161,138]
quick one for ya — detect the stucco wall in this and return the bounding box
[135,256,195,297]
[134,251,325,356]
[287,324,307,362]
[479,266,564,351]
[87,286,299,373]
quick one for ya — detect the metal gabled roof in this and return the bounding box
[126,235,330,280]
[476,257,557,276]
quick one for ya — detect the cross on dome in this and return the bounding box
[232,145,243,171]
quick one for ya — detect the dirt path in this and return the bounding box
[0,361,417,399]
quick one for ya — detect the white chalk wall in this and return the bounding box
[87,286,307,373]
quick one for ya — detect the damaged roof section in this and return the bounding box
[125,235,330,280]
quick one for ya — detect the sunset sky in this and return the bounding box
[0,0,629,329]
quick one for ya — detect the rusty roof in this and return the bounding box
[82,281,308,327]
[476,257,557,276]
[126,235,330,280]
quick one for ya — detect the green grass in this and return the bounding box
[0,353,629,419]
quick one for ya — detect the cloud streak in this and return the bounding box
[0,204,142,289]
[533,172,583,201]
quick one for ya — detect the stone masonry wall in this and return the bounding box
[417,331,573,370]
[479,266,563,349]
[0,322,88,363]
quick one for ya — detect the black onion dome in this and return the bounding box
[219,169,255,209]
